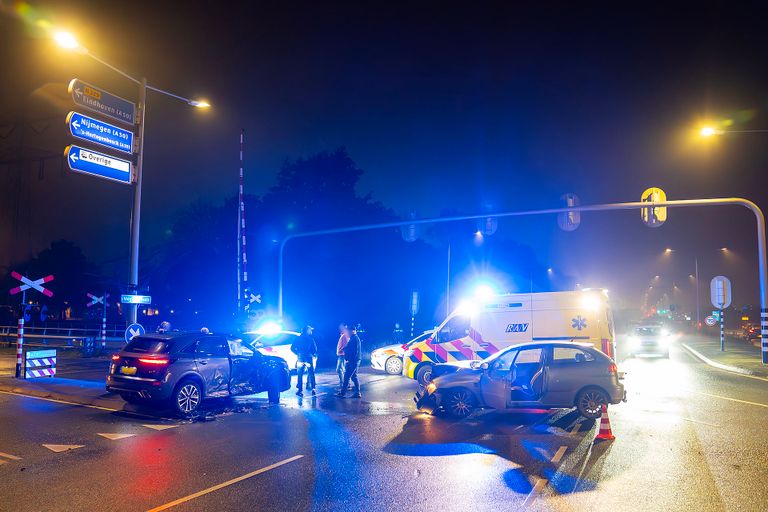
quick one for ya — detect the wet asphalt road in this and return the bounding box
[0,335,767,511]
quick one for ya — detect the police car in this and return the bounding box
[371,331,433,375]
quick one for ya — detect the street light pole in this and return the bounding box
[128,78,147,324]
[695,256,700,329]
[54,32,209,325]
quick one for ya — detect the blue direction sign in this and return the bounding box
[68,78,135,125]
[125,323,145,342]
[67,111,134,154]
[121,294,152,305]
[65,145,132,184]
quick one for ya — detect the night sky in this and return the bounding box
[2,1,768,313]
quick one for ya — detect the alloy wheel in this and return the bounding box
[177,383,200,414]
[579,390,604,416]
[386,357,403,375]
[448,390,474,417]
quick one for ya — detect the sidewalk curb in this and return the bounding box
[681,343,757,377]
[0,379,121,410]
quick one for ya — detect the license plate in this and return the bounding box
[120,366,137,375]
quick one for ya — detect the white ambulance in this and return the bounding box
[403,289,616,384]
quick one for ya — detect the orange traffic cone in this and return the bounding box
[594,404,615,441]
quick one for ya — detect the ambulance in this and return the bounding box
[403,289,616,385]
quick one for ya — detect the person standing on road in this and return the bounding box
[292,325,317,397]
[336,323,350,390]
[336,323,362,398]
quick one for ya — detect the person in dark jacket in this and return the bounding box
[336,323,362,398]
[291,325,317,397]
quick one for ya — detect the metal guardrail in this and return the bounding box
[0,324,125,339]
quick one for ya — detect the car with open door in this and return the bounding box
[106,332,291,416]
[414,341,625,419]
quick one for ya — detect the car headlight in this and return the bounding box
[628,335,639,345]
[426,383,437,394]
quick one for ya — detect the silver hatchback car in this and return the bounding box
[415,341,625,418]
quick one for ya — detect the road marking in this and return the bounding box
[699,392,768,409]
[146,455,304,512]
[522,445,569,507]
[569,423,581,434]
[523,477,548,507]
[142,424,178,431]
[550,445,568,464]
[98,433,136,440]
[0,451,21,461]
[43,444,84,453]
[0,390,118,412]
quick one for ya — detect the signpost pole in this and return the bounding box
[128,78,147,325]
[720,308,725,352]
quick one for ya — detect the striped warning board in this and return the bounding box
[25,349,56,379]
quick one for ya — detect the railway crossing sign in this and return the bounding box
[9,271,54,297]
[249,293,262,304]
[65,145,133,184]
[124,323,145,342]
[68,79,135,125]
[87,293,105,307]
[67,111,134,154]
[710,275,732,309]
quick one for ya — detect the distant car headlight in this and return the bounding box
[426,383,437,394]
[661,329,670,337]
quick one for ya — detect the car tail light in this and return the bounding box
[111,354,121,362]
[138,358,170,365]
[607,363,618,374]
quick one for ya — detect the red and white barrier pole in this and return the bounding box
[101,316,107,351]
[15,317,24,379]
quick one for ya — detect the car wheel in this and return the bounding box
[416,364,434,386]
[575,387,609,420]
[385,356,403,375]
[445,388,477,418]
[173,379,202,416]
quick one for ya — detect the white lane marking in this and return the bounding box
[42,444,84,453]
[98,433,136,440]
[0,390,118,412]
[142,424,178,431]
[522,445,569,507]
[0,451,22,461]
[699,392,768,409]
[146,454,304,512]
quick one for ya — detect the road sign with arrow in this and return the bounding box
[65,145,133,184]
[68,79,135,125]
[67,111,134,154]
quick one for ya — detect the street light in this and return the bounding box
[55,30,209,323]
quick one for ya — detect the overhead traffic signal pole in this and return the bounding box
[277,197,768,365]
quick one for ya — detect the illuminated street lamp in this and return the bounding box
[55,30,209,323]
